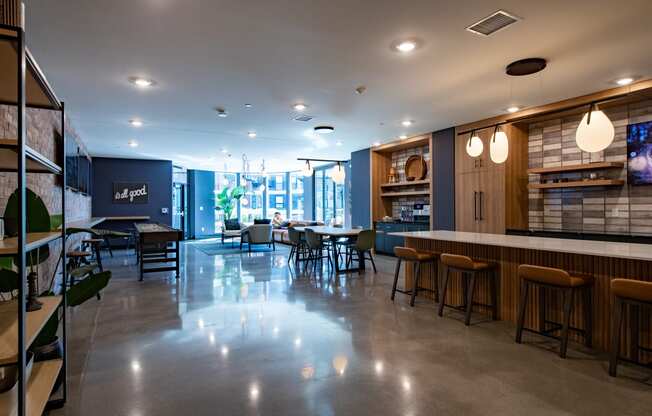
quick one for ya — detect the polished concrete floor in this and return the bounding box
[52,241,651,416]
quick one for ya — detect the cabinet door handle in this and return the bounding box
[473,191,478,221]
[479,191,484,221]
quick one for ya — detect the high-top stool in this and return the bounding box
[391,247,440,306]
[515,265,593,358]
[82,238,104,271]
[609,278,652,377]
[438,254,498,326]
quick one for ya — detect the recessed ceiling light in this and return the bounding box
[616,77,634,86]
[248,131,257,138]
[129,77,155,88]
[506,106,520,113]
[216,108,228,118]
[244,103,253,108]
[335,141,343,146]
[401,120,413,127]
[394,39,418,53]
[129,119,143,127]
[372,141,381,147]
[293,103,308,111]
[399,134,408,140]
[314,126,335,134]
[128,140,138,148]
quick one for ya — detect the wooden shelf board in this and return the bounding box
[381,191,431,198]
[0,139,62,175]
[0,359,63,416]
[0,296,62,365]
[528,179,625,189]
[527,162,624,175]
[0,232,62,256]
[380,180,430,188]
[372,135,430,153]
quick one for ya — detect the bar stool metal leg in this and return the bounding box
[410,262,421,307]
[391,258,402,301]
[464,272,477,326]
[515,281,529,344]
[438,266,450,317]
[559,288,574,358]
[609,296,624,376]
[582,286,593,348]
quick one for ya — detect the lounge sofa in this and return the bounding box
[272,220,325,244]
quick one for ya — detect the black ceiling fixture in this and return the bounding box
[314,125,335,134]
[505,58,547,76]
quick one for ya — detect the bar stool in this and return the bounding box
[82,238,104,271]
[515,265,593,358]
[609,278,652,377]
[438,254,498,326]
[391,247,439,307]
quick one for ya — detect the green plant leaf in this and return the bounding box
[67,271,111,307]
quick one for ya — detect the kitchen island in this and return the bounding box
[390,230,652,360]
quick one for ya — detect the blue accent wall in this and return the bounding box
[187,169,216,238]
[350,148,371,228]
[432,128,455,230]
[92,157,172,225]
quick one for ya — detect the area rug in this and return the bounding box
[189,238,288,255]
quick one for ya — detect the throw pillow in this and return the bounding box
[254,219,272,225]
[224,219,241,230]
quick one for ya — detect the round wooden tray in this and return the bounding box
[404,155,427,181]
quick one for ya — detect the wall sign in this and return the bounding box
[113,182,149,204]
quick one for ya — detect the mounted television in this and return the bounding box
[627,120,652,185]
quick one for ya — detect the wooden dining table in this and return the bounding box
[292,226,363,273]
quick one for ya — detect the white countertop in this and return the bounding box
[390,230,652,262]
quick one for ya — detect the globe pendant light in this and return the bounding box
[575,103,615,153]
[331,162,345,185]
[465,129,483,157]
[490,125,509,164]
[301,160,313,177]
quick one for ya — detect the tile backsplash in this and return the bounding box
[390,145,430,218]
[528,100,652,235]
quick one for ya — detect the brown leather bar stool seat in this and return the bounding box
[515,265,593,359]
[438,253,498,326]
[391,247,440,307]
[609,278,652,377]
[67,250,91,258]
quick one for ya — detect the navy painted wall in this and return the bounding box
[350,148,371,228]
[187,169,216,238]
[432,128,455,230]
[92,157,172,225]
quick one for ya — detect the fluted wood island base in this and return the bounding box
[392,231,652,362]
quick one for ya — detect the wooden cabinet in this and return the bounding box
[455,124,528,234]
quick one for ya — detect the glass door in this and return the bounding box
[172,183,188,239]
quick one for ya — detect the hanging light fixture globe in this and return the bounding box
[241,197,249,206]
[575,104,615,153]
[301,160,313,177]
[490,126,509,164]
[465,130,483,158]
[331,163,346,185]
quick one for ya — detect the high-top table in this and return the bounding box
[134,222,183,281]
[390,230,652,361]
[293,226,363,273]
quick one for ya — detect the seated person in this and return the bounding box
[271,211,284,228]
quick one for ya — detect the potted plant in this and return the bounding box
[215,186,245,220]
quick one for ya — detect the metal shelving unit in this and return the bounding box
[0,5,68,415]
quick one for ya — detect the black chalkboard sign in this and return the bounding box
[113,182,149,204]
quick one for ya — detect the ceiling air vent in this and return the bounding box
[466,10,520,36]
[294,114,314,122]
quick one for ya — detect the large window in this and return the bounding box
[240,174,265,223]
[214,172,238,231]
[289,173,304,220]
[266,174,287,219]
[314,165,346,225]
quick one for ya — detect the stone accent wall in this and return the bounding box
[390,145,430,217]
[0,105,92,291]
[528,100,652,235]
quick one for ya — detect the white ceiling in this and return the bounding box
[25,0,652,172]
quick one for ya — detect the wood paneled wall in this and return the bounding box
[404,237,651,361]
